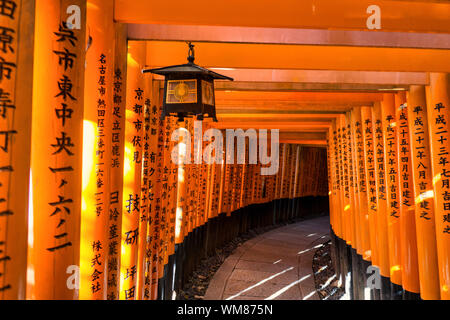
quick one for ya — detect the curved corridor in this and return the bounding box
[205,216,330,300]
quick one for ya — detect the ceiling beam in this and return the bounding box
[210,122,331,131]
[279,132,328,140]
[279,140,327,147]
[214,81,408,92]
[128,24,450,50]
[210,70,428,86]
[144,41,450,73]
[217,114,339,122]
[115,0,450,33]
[216,104,358,113]
[154,70,427,86]
[215,91,383,102]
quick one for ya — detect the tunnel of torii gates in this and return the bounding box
[0,0,450,301]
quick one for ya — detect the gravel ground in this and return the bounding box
[312,240,344,300]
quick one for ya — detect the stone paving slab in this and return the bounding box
[234,260,298,273]
[228,268,299,285]
[204,216,330,300]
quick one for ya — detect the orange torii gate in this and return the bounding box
[1,0,449,302]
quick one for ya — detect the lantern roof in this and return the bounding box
[142,42,233,81]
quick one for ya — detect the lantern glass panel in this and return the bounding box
[201,80,214,106]
[166,79,197,104]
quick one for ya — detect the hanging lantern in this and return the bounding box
[143,42,233,122]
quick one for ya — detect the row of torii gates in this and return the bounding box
[0,0,449,300]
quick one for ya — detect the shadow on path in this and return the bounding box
[204,216,330,300]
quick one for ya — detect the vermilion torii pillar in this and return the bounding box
[426,73,450,300]
[407,85,440,300]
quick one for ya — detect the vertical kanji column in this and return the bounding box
[349,110,362,257]
[120,41,146,300]
[31,0,86,300]
[372,102,390,283]
[331,121,342,239]
[361,106,378,266]
[153,91,165,299]
[345,112,356,249]
[353,108,371,260]
[381,94,402,288]
[80,0,115,300]
[0,0,35,300]
[338,116,350,243]
[395,92,420,296]
[106,22,127,301]
[407,85,440,300]
[136,97,152,299]
[145,80,163,300]
[426,73,450,300]
[327,129,335,233]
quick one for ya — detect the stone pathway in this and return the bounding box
[204,216,331,300]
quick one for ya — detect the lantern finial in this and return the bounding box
[187,42,195,64]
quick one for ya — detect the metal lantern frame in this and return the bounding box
[143,43,233,121]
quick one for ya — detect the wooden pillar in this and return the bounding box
[146,81,163,300]
[160,116,172,269]
[153,93,165,296]
[80,0,115,300]
[174,120,188,248]
[349,110,362,256]
[331,121,342,238]
[353,107,371,260]
[395,92,420,294]
[361,106,379,266]
[31,0,86,300]
[381,93,402,286]
[327,129,336,235]
[373,102,391,279]
[167,118,178,262]
[136,97,152,300]
[345,112,355,249]
[119,41,146,300]
[105,22,127,301]
[338,115,350,245]
[185,118,194,237]
[0,0,35,300]
[347,112,359,252]
[406,85,440,300]
[426,73,450,300]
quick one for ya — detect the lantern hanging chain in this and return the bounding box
[187,42,195,64]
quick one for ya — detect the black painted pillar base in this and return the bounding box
[380,275,391,300]
[157,264,168,300]
[403,290,421,300]
[391,283,404,300]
